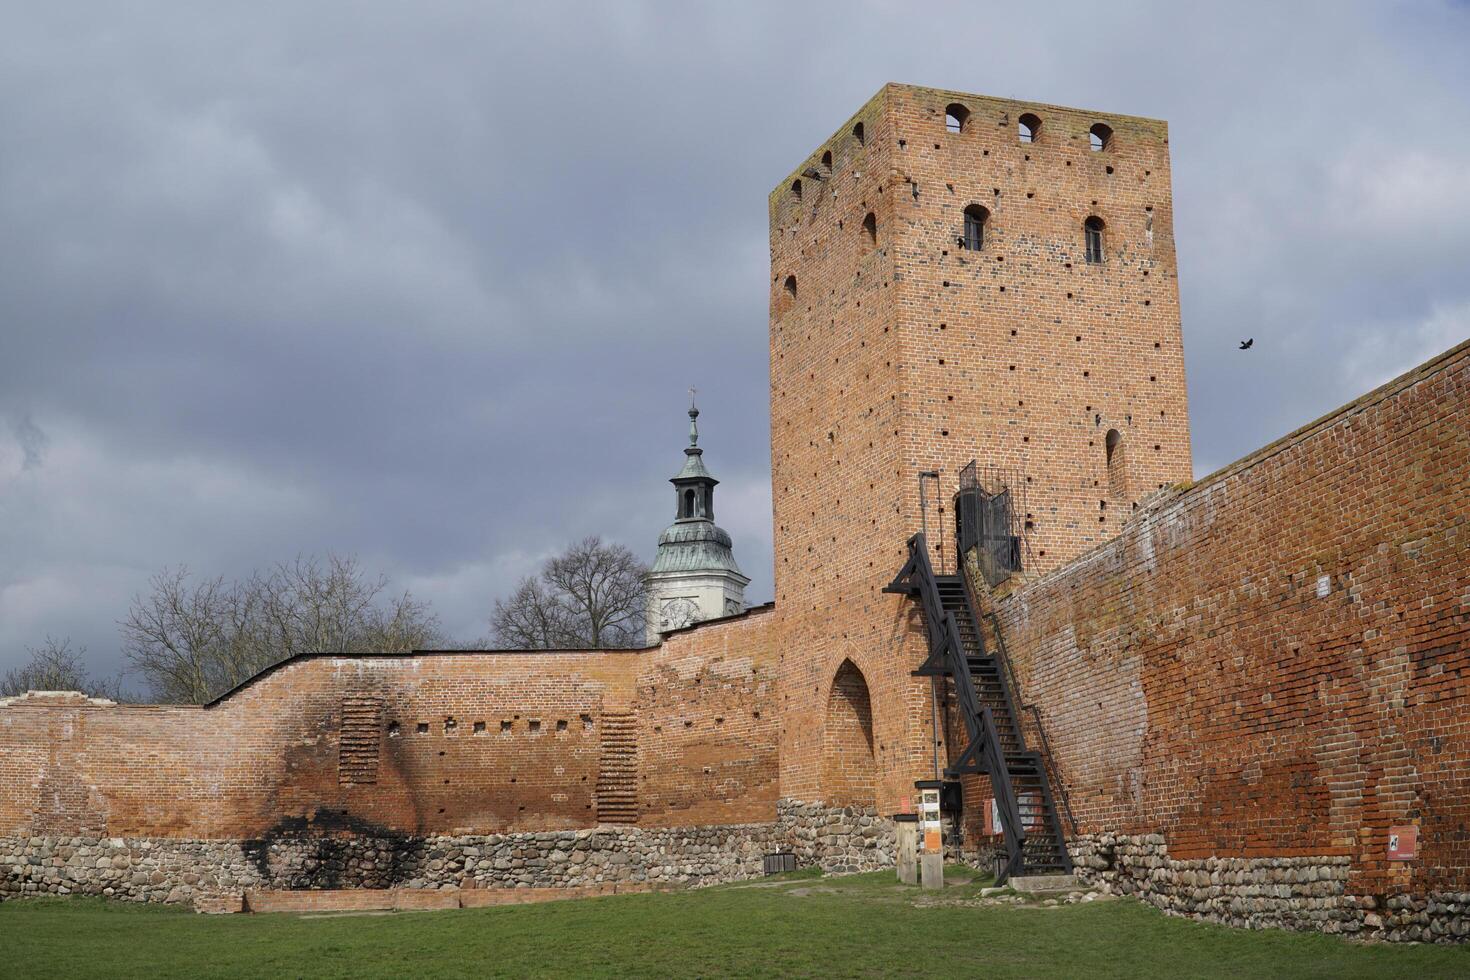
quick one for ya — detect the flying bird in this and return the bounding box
[1239,339,1254,350]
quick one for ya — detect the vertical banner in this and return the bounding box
[920,788,942,854]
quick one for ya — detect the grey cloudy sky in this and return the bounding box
[3,1,1469,680]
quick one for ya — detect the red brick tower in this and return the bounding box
[769,84,1193,814]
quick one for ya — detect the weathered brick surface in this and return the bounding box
[0,608,778,839]
[635,608,779,826]
[769,83,1191,814]
[987,342,1470,901]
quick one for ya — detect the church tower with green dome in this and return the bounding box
[645,398,749,642]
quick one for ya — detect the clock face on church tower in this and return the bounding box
[661,597,699,630]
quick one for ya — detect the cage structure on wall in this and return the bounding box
[955,461,1026,587]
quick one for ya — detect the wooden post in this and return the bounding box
[895,816,918,885]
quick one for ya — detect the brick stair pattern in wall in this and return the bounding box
[337,696,383,786]
[596,711,639,824]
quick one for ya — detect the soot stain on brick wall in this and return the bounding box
[240,809,420,890]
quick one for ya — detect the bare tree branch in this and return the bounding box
[1,636,126,700]
[120,554,444,703]
[491,537,648,649]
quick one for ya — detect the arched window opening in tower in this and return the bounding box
[1018,113,1042,144]
[945,103,970,134]
[784,275,798,299]
[1105,429,1127,497]
[821,150,833,174]
[962,204,989,251]
[852,121,865,145]
[682,488,696,519]
[790,178,802,200]
[1090,122,1113,152]
[1085,216,1105,264]
[862,212,877,247]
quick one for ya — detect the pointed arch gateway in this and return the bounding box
[822,659,876,806]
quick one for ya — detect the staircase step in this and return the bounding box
[1010,875,1081,894]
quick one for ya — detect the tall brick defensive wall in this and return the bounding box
[980,341,1469,938]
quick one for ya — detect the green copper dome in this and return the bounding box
[652,521,743,574]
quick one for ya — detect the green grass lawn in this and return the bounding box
[3,869,1467,979]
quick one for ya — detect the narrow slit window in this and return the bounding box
[1089,123,1113,152]
[1085,216,1105,264]
[862,212,877,247]
[1105,429,1127,496]
[961,205,988,251]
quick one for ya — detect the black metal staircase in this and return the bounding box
[886,533,1072,883]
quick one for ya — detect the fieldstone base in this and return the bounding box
[778,800,894,873]
[1069,833,1470,944]
[0,799,893,908]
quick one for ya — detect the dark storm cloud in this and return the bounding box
[3,1,1469,677]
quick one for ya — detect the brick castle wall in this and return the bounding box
[634,607,779,826]
[984,341,1469,901]
[0,608,779,840]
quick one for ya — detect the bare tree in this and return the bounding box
[121,554,444,704]
[248,555,442,664]
[120,568,239,704]
[491,536,649,649]
[489,575,577,649]
[1,636,124,700]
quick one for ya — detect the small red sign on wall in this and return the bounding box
[1387,826,1418,861]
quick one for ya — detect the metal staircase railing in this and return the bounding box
[983,611,1079,837]
[886,533,1027,883]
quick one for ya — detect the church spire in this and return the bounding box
[646,393,749,641]
[672,392,715,519]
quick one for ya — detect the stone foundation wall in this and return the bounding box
[0,800,892,907]
[779,800,894,874]
[1070,833,1470,944]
